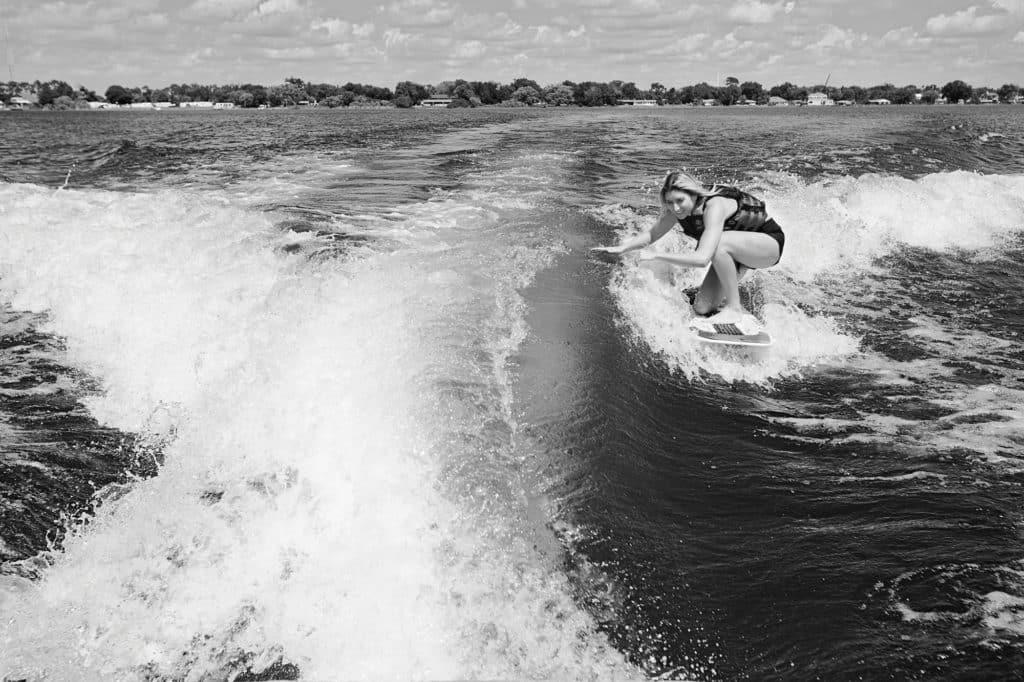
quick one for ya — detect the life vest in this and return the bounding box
[676,185,776,240]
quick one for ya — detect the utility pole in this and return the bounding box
[2,3,14,82]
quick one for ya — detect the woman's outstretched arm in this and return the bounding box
[591,209,677,255]
[638,197,734,267]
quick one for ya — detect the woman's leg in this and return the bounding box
[693,267,724,315]
[693,263,750,315]
[709,232,780,315]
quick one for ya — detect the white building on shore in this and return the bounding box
[617,98,657,106]
[419,97,453,108]
[806,92,834,106]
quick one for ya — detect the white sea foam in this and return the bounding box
[836,471,948,484]
[762,169,1024,281]
[982,589,1024,635]
[885,563,1024,638]
[0,171,635,680]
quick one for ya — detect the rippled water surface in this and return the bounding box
[2,105,1024,680]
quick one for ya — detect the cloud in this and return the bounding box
[623,0,664,9]
[384,0,456,26]
[262,46,317,59]
[132,13,170,29]
[310,18,351,39]
[925,6,1004,35]
[1015,30,1024,41]
[383,27,414,48]
[727,0,791,24]
[807,24,864,50]
[352,23,375,38]
[187,0,254,19]
[488,19,523,39]
[533,24,554,42]
[880,26,933,47]
[712,30,754,55]
[991,0,1024,14]
[252,0,303,16]
[533,24,584,44]
[453,40,486,59]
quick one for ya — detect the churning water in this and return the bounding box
[1,105,1023,680]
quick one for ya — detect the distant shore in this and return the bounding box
[3,77,1021,111]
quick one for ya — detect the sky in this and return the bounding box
[2,0,1023,91]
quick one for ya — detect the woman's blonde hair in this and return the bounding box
[659,170,723,204]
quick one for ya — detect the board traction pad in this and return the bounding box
[696,324,772,346]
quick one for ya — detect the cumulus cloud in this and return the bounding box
[310,18,350,38]
[251,0,303,17]
[645,32,707,56]
[453,40,486,58]
[383,27,414,48]
[352,23,375,38]
[1014,29,1024,41]
[133,13,170,29]
[384,0,456,26]
[488,19,523,38]
[521,21,586,46]
[806,24,864,50]
[925,6,1004,35]
[385,0,431,9]
[712,30,753,55]
[187,0,254,19]
[991,0,1024,14]
[727,0,791,24]
[880,26,932,47]
[624,0,664,10]
[533,24,554,42]
[262,46,316,59]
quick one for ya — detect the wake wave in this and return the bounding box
[595,170,1024,384]
[0,172,635,680]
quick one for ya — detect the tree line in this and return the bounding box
[1,76,1020,109]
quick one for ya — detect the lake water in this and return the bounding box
[2,105,1024,680]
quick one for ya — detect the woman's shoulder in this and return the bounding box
[704,193,739,211]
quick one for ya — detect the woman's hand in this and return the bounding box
[590,245,627,263]
[590,245,625,255]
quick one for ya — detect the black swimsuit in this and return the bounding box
[675,185,785,266]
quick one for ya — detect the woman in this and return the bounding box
[592,171,785,325]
